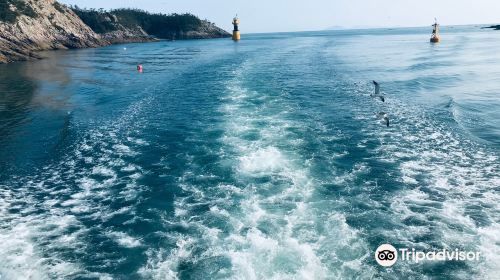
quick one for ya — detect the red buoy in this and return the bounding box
[137,65,143,72]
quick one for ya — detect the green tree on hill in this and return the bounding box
[71,7,205,39]
[0,0,37,23]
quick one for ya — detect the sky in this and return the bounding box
[60,0,500,33]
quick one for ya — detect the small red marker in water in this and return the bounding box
[137,65,143,72]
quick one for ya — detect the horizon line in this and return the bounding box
[241,22,498,35]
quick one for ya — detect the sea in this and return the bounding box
[0,25,499,279]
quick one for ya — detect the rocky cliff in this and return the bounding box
[181,20,231,39]
[0,0,103,63]
[0,1,231,63]
[98,19,229,43]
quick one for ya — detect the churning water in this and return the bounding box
[0,26,499,279]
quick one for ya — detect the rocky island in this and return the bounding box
[0,0,230,63]
[484,25,500,30]
[72,7,230,43]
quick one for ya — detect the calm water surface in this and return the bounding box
[0,26,499,279]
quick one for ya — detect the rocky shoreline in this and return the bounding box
[0,0,230,63]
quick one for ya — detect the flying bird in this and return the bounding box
[370,81,385,102]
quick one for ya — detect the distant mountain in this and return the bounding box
[0,0,230,63]
[325,26,347,30]
[325,25,401,31]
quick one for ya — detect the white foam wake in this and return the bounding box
[142,59,374,279]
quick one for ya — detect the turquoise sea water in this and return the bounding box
[0,26,499,279]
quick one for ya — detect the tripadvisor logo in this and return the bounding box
[374,244,481,267]
[375,244,398,267]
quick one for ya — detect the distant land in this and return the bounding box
[483,25,500,30]
[327,23,500,31]
[326,25,385,30]
[0,0,230,63]
[72,7,230,43]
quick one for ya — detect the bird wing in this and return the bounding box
[373,81,380,95]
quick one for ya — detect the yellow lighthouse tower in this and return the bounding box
[430,18,440,43]
[232,15,240,41]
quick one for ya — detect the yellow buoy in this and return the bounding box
[430,19,440,43]
[232,15,240,41]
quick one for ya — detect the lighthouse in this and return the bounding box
[430,19,440,43]
[232,15,240,41]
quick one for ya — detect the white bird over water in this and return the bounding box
[376,112,390,127]
[370,81,385,102]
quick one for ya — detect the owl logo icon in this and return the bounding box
[375,244,398,267]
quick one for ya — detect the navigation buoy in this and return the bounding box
[232,15,240,41]
[137,65,143,72]
[430,18,440,43]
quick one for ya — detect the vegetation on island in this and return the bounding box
[71,6,206,39]
[0,0,37,23]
